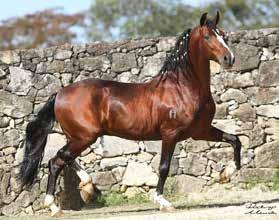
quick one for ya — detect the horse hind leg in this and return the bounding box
[44,146,68,216]
[44,125,100,215]
[70,160,94,204]
[66,134,100,204]
[44,144,77,216]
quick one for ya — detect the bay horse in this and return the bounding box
[20,12,241,216]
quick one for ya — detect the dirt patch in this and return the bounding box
[1,187,278,220]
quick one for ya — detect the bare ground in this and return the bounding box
[2,187,279,220]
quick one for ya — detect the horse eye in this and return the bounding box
[204,35,210,41]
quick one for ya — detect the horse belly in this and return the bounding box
[104,102,159,140]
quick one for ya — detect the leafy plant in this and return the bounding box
[164,177,179,199]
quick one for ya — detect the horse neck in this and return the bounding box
[187,38,211,96]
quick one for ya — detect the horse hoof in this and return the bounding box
[51,209,63,217]
[80,182,94,204]
[80,190,91,204]
[160,206,176,212]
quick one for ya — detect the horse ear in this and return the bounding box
[213,11,220,26]
[200,12,208,26]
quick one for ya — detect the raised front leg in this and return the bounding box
[222,132,241,170]
[194,126,241,169]
[153,137,177,211]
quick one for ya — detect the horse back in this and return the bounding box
[54,78,161,141]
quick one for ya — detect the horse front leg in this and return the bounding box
[153,137,177,211]
[194,126,241,181]
[222,132,241,170]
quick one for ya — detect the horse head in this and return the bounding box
[192,11,235,69]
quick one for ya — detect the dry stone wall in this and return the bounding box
[0,28,279,215]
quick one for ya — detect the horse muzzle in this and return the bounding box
[219,53,235,69]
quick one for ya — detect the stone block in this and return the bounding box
[215,103,228,119]
[79,55,110,72]
[92,171,117,186]
[230,103,256,121]
[179,153,207,176]
[265,119,279,141]
[7,67,33,95]
[100,136,139,157]
[0,91,32,118]
[255,141,279,168]
[213,119,241,135]
[256,105,279,118]
[111,53,137,73]
[220,88,248,103]
[122,161,158,186]
[54,49,73,60]
[259,60,279,87]
[0,50,20,64]
[141,52,166,77]
[184,140,211,153]
[231,43,259,71]
[254,87,279,105]
[100,157,128,169]
[0,129,20,150]
[238,168,275,182]
[175,175,206,193]
[42,133,67,164]
[207,148,234,162]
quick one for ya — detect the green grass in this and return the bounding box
[244,176,265,190]
[93,191,150,207]
[92,177,181,208]
[127,193,150,205]
[95,192,127,207]
[271,169,279,191]
[163,176,186,202]
[244,169,279,191]
[92,170,279,209]
[164,177,178,199]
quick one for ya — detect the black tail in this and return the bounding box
[20,93,57,186]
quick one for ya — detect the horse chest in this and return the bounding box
[166,97,215,140]
[174,96,216,129]
[192,97,216,127]
[199,98,215,117]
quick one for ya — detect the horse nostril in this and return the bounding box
[224,56,228,62]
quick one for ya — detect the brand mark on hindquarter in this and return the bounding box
[169,109,177,119]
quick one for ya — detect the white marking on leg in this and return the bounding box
[213,30,234,61]
[77,169,92,184]
[224,161,237,178]
[153,192,172,209]
[50,203,61,215]
[44,194,54,207]
[44,194,60,214]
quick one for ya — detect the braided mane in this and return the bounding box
[156,28,192,83]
